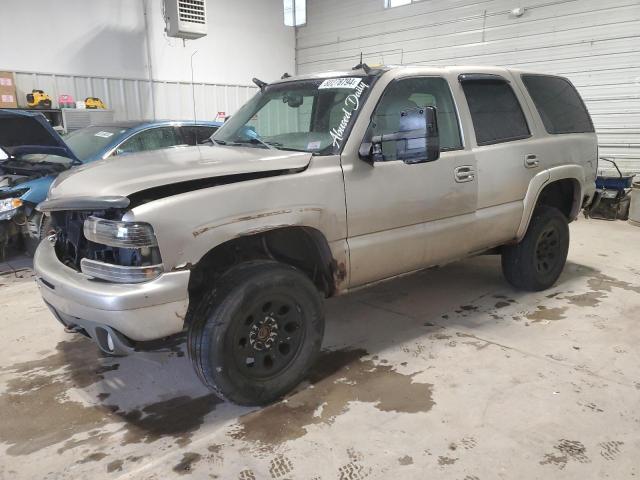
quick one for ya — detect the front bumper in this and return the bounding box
[34,240,190,345]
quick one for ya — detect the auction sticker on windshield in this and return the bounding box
[318,78,362,89]
[94,131,114,138]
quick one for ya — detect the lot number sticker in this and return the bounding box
[319,78,363,89]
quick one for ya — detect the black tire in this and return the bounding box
[187,260,324,406]
[501,206,570,291]
[24,212,51,256]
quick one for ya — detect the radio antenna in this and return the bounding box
[353,52,371,73]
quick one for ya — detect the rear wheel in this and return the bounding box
[501,206,569,291]
[187,260,324,406]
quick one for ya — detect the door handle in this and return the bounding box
[454,165,475,183]
[524,154,539,168]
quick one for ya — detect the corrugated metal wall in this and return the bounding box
[296,0,640,173]
[13,70,258,123]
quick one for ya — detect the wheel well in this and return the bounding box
[535,178,579,220]
[186,227,340,317]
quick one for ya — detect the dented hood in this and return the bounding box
[45,145,312,205]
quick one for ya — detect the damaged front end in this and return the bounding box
[0,109,79,254]
[0,162,68,256]
[0,187,31,257]
[43,203,163,284]
[34,197,189,354]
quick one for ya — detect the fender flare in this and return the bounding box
[516,165,585,241]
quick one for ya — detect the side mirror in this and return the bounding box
[359,106,440,164]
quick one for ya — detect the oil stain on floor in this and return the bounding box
[526,306,569,322]
[0,337,222,456]
[0,339,120,455]
[231,348,434,446]
[1,339,433,464]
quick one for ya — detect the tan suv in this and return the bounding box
[34,65,597,405]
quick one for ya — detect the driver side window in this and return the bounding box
[370,77,462,161]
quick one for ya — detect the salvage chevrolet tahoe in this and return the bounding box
[34,66,598,405]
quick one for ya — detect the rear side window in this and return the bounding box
[460,77,530,146]
[521,75,594,134]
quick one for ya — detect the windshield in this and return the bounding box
[213,76,376,155]
[64,126,128,160]
[11,126,128,166]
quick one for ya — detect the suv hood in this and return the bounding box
[0,109,78,161]
[46,145,312,204]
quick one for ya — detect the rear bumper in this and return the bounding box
[34,240,189,343]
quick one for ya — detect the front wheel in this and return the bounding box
[501,206,570,291]
[187,260,324,406]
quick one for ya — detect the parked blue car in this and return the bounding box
[0,110,221,255]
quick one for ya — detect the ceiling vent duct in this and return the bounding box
[164,0,208,39]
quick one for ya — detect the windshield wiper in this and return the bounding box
[238,138,277,150]
[213,138,306,152]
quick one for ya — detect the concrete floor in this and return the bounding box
[1,218,639,480]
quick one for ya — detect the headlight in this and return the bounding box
[81,216,163,283]
[0,198,23,221]
[83,216,158,248]
[80,258,163,283]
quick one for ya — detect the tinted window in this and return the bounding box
[369,76,462,161]
[522,75,594,134]
[461,78,530,146]
[181,125,218,145]
[117,127,181,155]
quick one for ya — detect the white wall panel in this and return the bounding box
[0,0,294,86]
[297,0,640,173]
[13,71,257,123]
[1,0,292,126]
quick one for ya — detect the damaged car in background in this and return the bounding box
[0,109,221,257]
[33,65,597,405]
